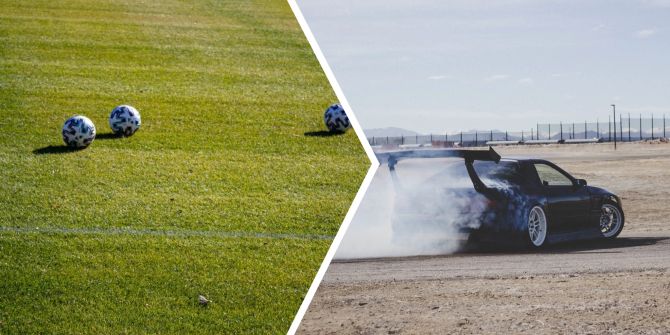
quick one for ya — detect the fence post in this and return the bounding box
[572,123,575,139]
[475,132,478,147]
[652,114,654,140]
[460,132,463,145]
[619,114,623,142]
[490,130,493,142]
[548,124,551,140]
[640,114,643,140]
[522,130,524,141]
[560,122,563,140]
[401,135,404,145]
[608,116,611,142]
[505,131,508,141]
[664,114,667,138]
[597,119,599,139]
[585,121,587,139]
[628,114,631,142]
[372,136,375,145]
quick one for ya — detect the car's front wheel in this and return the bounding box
[600,203,624,238]
[527,205,548,247]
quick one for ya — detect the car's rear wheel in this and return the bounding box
[600,203,624,238]
[528,206,547,247]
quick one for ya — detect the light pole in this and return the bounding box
[612,104,616,150]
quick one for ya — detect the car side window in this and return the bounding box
[534,164,573,186]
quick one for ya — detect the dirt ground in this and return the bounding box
[302,270,670,335]
[298,142,670,334]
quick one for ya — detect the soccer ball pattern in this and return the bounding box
[62,115,96,148]
[324,103,351,132]
[109,105,141,137]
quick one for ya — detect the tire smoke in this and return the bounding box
[335,158,491,259]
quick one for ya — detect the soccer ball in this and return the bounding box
[109,105,141,137]
[324,103,351,132]
[62,115,96,148]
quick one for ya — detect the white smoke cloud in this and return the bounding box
[334,158,492,259]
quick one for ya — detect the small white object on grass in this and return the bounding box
[198,295,209,306]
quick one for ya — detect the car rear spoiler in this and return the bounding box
[377,147,501,193]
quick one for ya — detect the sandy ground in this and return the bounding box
[299,142,670,334]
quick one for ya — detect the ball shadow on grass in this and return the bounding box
[33,133,123,155]
[95,132,123,140]
[304,130,346,137]
[32,145,86,155]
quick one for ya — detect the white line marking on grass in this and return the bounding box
[286,1,380,334]
[0,226,333,241]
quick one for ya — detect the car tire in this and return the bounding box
[600,202,625,239]
[527,205,548,248]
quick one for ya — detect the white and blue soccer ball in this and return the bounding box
[62,115,96,148]
[109,105,141,137]
[324,103,351,132]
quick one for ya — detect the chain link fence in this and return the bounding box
[368,115,669,147]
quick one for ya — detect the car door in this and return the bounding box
[533,163,591,232]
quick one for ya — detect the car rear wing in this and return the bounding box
[376,147,501,193]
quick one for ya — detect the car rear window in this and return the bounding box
[473,161,520,187]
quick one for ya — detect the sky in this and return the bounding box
[297,0,670,133]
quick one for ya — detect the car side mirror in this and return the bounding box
[576,179,587,187]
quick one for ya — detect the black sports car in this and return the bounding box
[377,147,625,248]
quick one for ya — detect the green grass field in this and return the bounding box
[0,1,368,333]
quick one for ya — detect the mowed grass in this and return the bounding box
[0,1,368,333]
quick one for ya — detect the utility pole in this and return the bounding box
[612,104,616,150]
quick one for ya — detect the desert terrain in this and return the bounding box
[299,142,670,334]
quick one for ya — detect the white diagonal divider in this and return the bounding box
[285,0,380,334]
